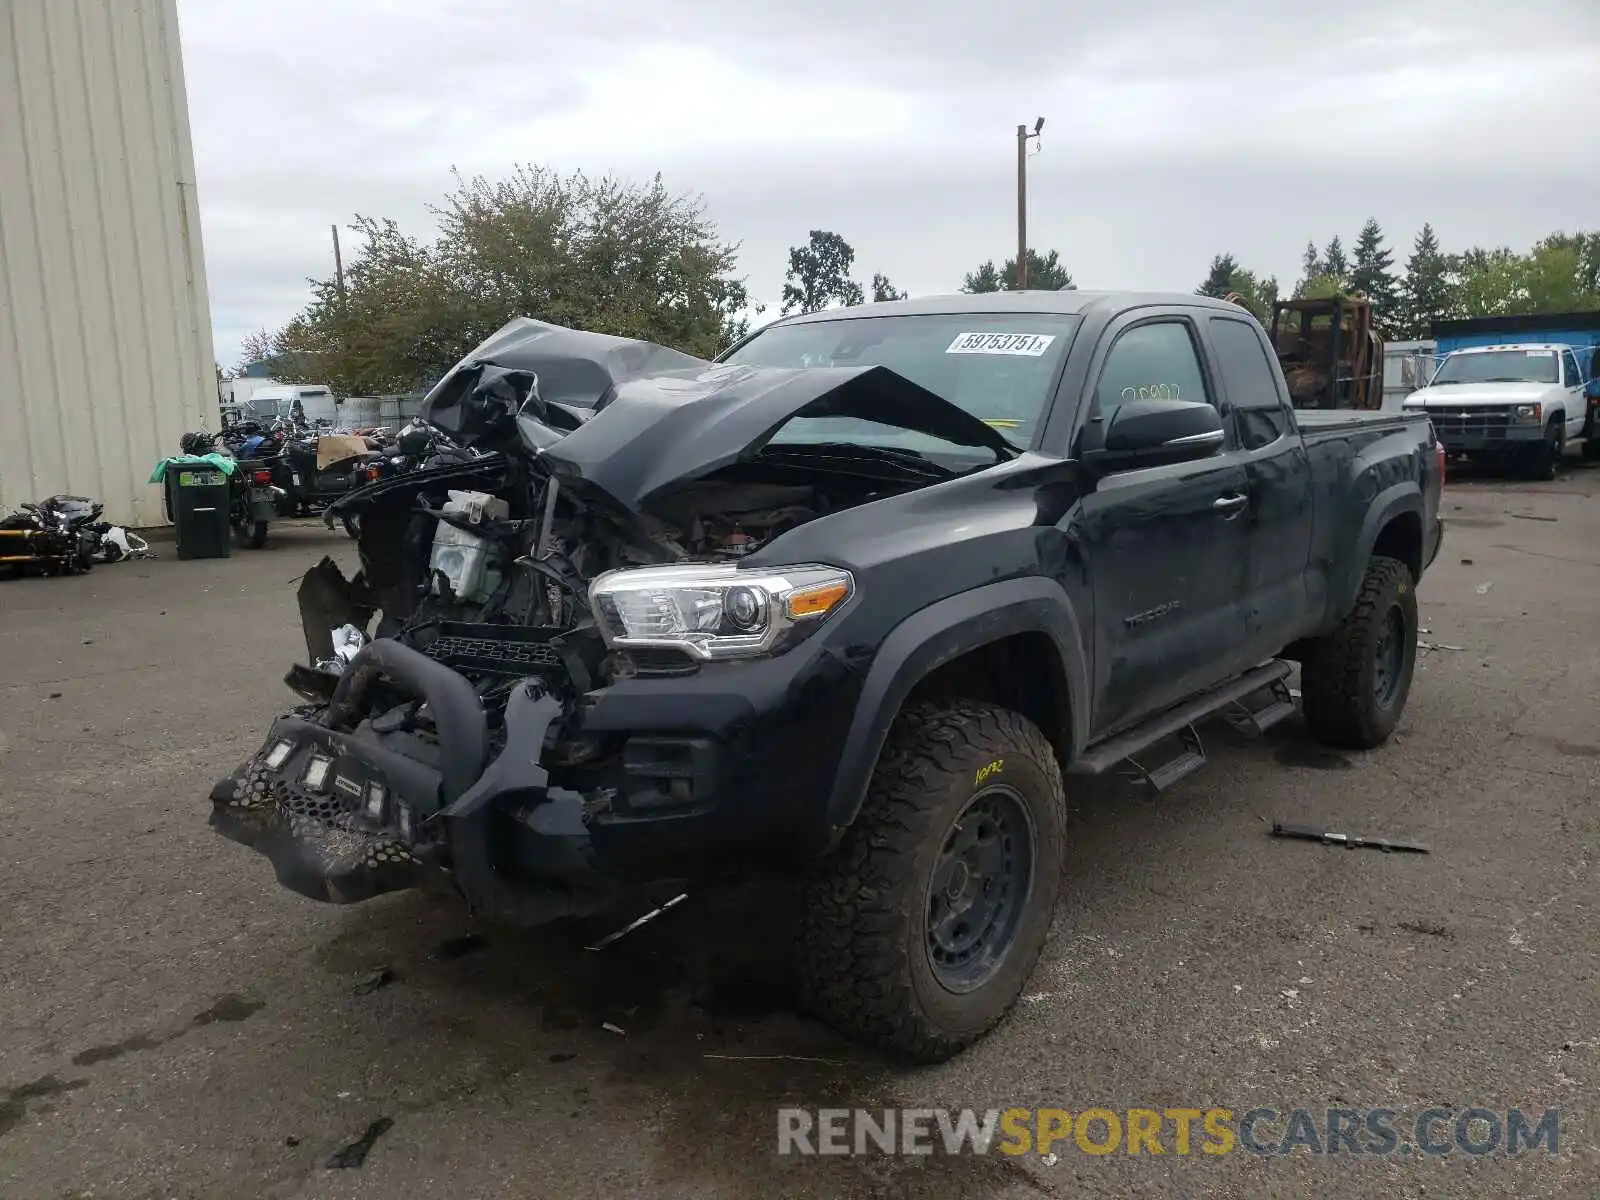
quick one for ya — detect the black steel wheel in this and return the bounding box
[925,784,1036,994]
[1302,555,1418,749]
[802,701,1065,1063]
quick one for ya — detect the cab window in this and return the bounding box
[1209,316,1290,449]
[1094,321,1212,424]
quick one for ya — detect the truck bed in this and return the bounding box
[1294,409,1431,434]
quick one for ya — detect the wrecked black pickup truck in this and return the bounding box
[210,292,1444,1062]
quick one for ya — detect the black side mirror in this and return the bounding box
[1084,399,1225,472]
[1589,347,1599,382]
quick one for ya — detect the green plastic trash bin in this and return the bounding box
[165,465,232,560]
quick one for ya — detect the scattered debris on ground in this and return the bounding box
[325,1117,394,1169]
[1271,822,1429,853]
[353,968,395,996]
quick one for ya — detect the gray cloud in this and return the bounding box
[177,0,1600,367]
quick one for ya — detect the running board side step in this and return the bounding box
[1069,661,1294,783]
[1223,677,1297,736]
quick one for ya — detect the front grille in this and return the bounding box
[421,622,567,676]
[1426,406,1512,439]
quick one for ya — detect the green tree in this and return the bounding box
[1301,240,1323,282]
[1396,222,1457,338]
[1523,233,1600,311]
[1322,235,1348,283]
[1450,234,1600,320]
[961,261,1004,293]
[1349,218,1400,330]
[781,230,865,314]
[1197,254,1278,321]
[261,165,750,395]
[1537,231,1600,297]
[1197,253,1240,298]
[1298,275,1352,301]
[961,248,1074,292]
[1222,269,1281,323]
[870,273,907,303]
[1453,247,1528,317]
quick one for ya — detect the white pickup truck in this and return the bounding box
[1403,342,1598,479]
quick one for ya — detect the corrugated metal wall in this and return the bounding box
[0,0,214,526]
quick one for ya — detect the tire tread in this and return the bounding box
[801,700,1064,1063]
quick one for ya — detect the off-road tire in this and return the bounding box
[234,519,269,549]
[801,701,1066,1064]
[1529,418,1562,481]
[1301,555,1418,750]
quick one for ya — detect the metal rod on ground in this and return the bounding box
[584,892,689,950]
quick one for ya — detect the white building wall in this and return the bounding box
[0,0,214,526]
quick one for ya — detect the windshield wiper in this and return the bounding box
[761,442,957,480]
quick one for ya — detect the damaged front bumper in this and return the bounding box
[210,637,603,925]
[210,628,858,924]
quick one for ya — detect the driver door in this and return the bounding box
[1071,313,1253,737]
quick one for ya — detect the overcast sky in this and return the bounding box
[178,0,1600,369]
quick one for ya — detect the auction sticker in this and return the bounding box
[946,331,1056,356]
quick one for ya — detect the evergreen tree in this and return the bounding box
[1397,223,1456,338]
[1350,218,1400,331]
[1197,253,1240,298]
[1301,240,1322,280]
[1322,235,1348,282]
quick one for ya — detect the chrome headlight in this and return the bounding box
[1513,403,1542,422]
[588,562,853,660]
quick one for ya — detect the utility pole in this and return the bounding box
[331,223,346,301]
[1016,118,1044,289]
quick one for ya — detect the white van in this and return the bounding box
[240,384,339,427]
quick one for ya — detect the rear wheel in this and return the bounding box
[1301,555,1417,750]
[233,519,268,549]
[801,701,1065,1063]
[1583,409,1600,460]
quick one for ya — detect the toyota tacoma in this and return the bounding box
[210,291,1445,1062]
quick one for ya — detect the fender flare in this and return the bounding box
[1336,482,1423,617]
[824,576,1089,833]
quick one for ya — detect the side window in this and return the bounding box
[1094,321,1211,424]
[1208,316,1289,449]
[1561,350,1580,387]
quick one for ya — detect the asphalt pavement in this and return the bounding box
[1,463,1596,1199]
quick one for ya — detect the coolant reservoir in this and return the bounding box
[428,489,509,602]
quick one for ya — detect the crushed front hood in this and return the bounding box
[422,317,1015,510]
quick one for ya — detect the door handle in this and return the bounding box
[1213,493,1248,515]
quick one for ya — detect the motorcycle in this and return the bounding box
[275,424,388,518]
[177,430,285,549]
[0,495,105,576]
[333,419,477,538]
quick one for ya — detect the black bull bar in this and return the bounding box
[210,638,595,923]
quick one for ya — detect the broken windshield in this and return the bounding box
[1430,349,1560,386]
[721,312,1081,457]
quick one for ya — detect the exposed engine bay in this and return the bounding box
[210,316,1014,920]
